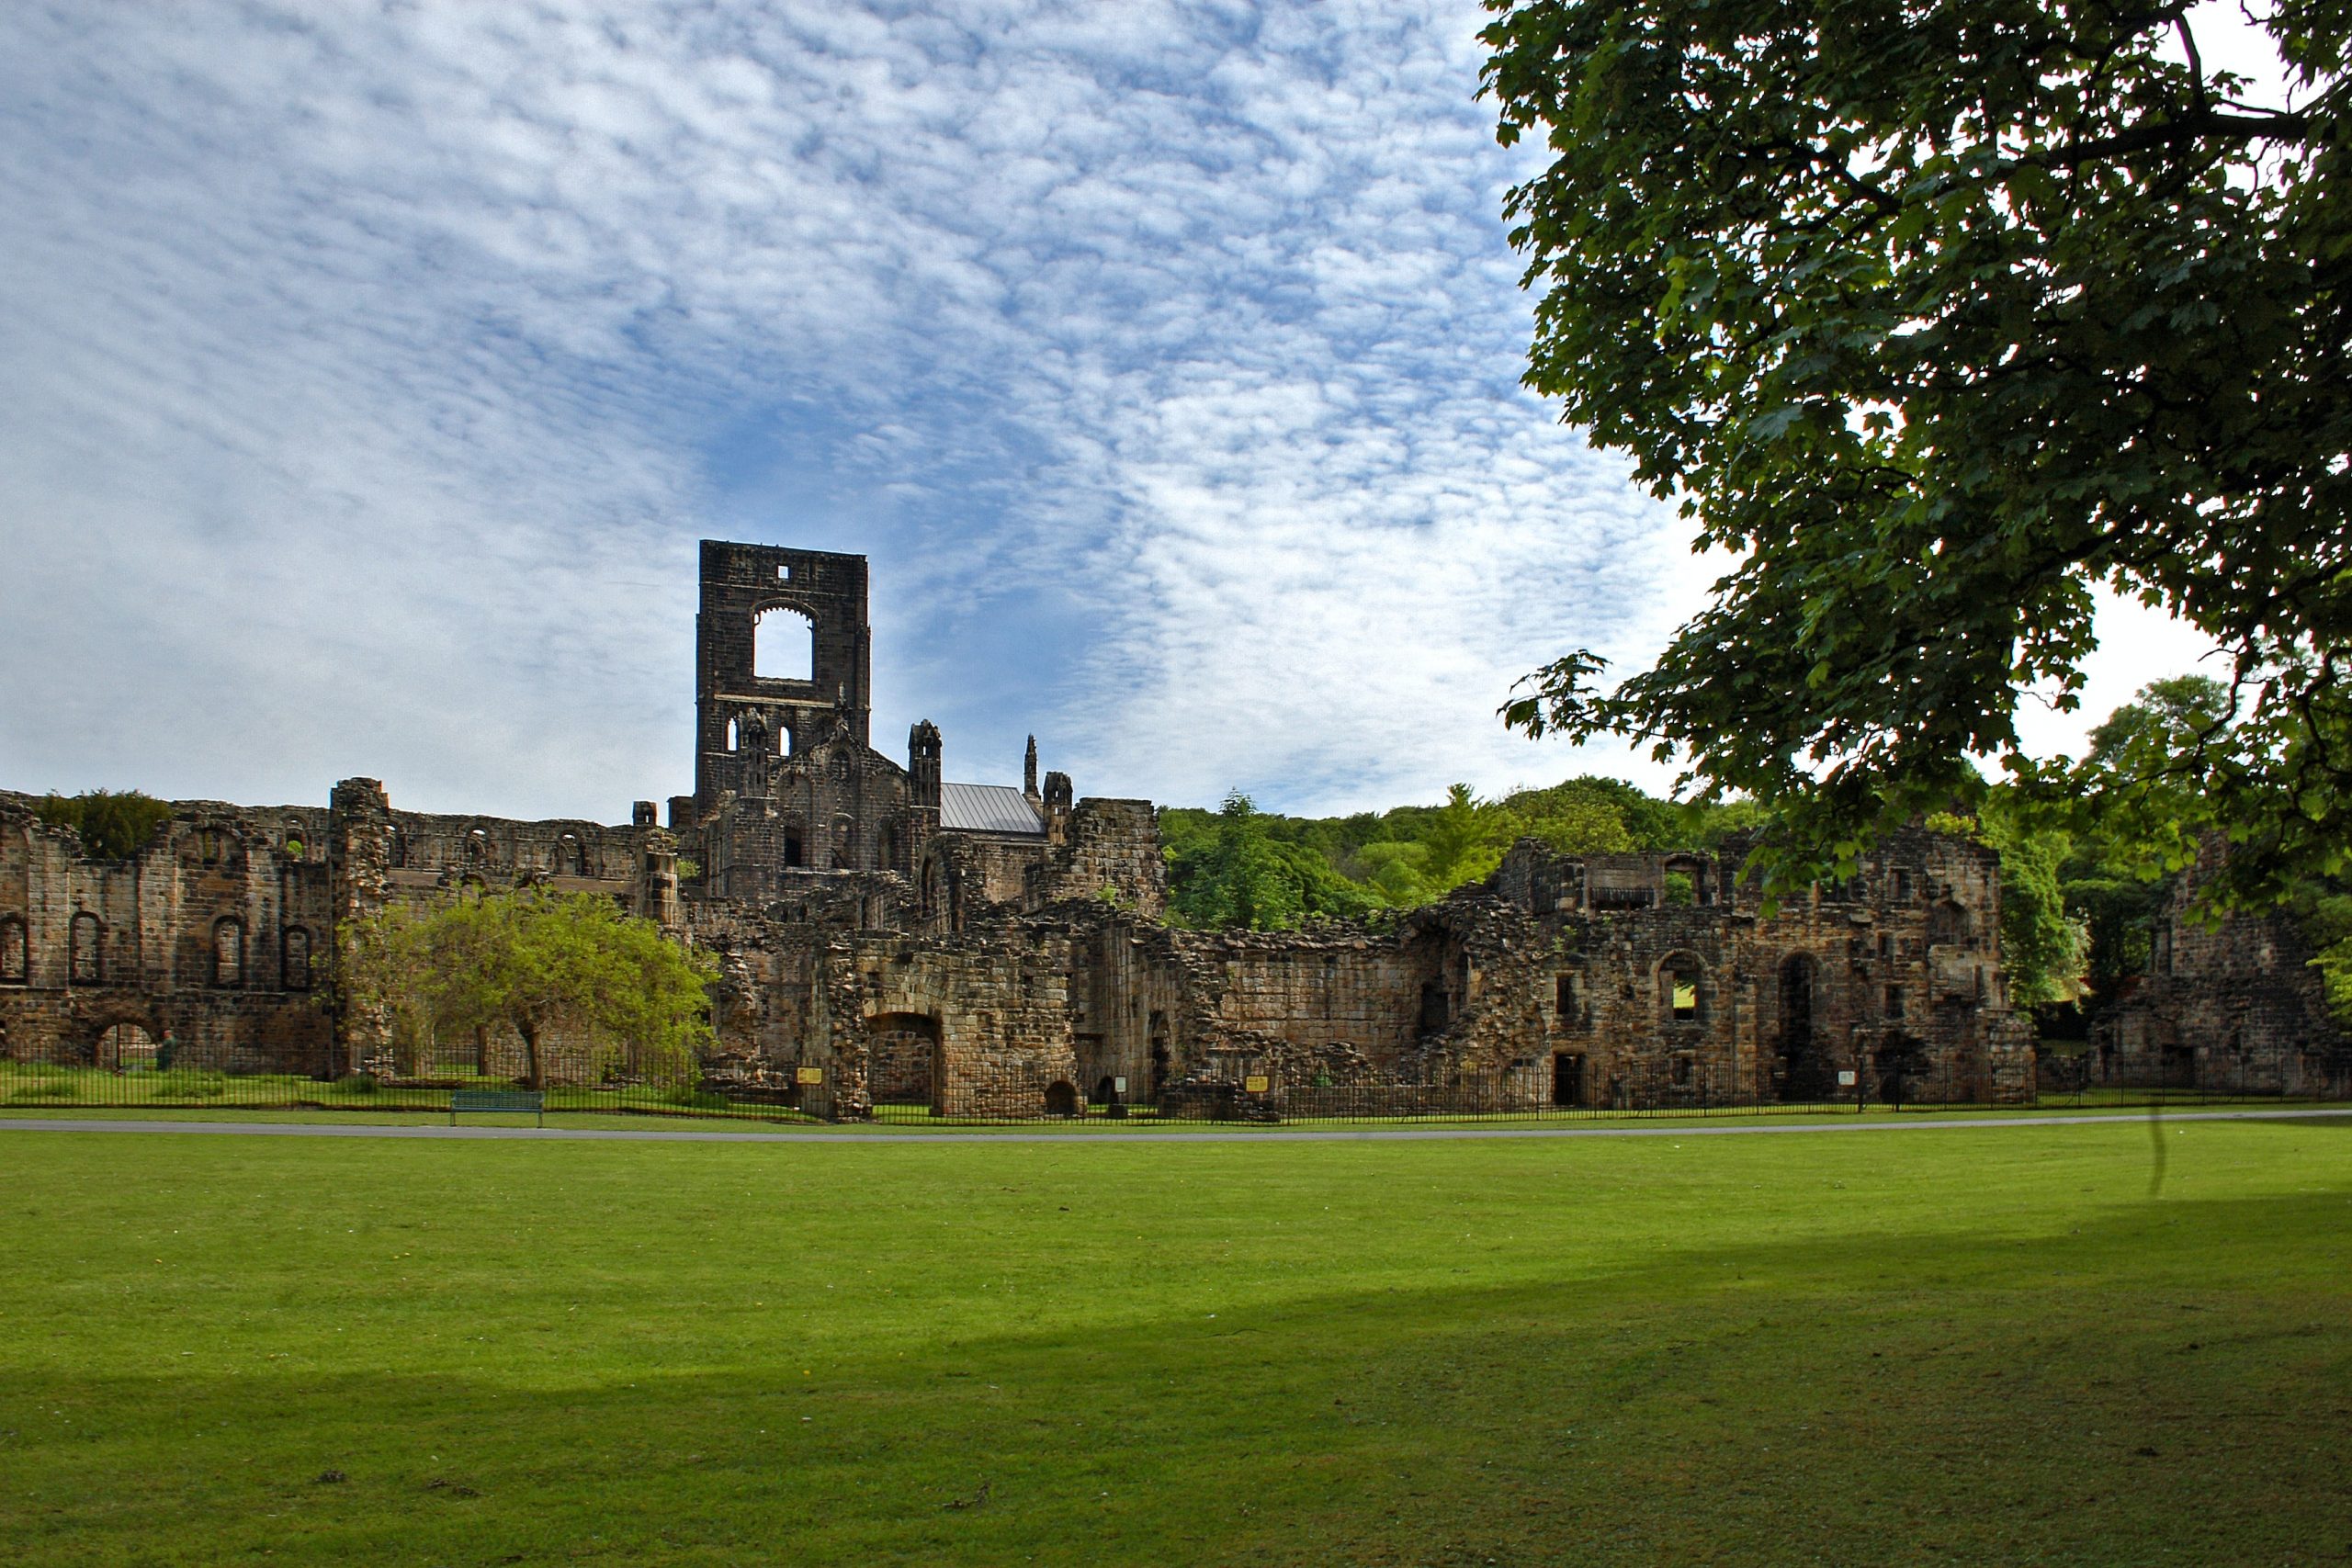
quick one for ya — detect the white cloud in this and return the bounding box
[0,0,2231,825]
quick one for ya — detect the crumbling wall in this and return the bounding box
[2094,853,2348,1094]
[1024,798,1167,920]
[0,792,335,1076]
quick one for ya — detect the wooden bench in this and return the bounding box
[449,1089,545,1126]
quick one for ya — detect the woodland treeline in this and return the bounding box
[1161,678,2352,1029]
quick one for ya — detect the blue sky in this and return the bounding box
[2,1,2229,823]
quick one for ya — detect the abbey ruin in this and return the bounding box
[0,540,2075,1116]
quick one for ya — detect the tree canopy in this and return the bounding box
[1481,0,2350,908]
[1160,775,1765,928]
[340,889,717,1089]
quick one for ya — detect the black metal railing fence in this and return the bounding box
[0,1054,2340,1127]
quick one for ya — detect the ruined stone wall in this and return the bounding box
[1023,798,1167,920]
[2093,853,2348,1094]
[819,919,1086,1119]
[918,833,1047,935]
[1159,926,1425,1082]
[0,792,334,1073]
[382,805,648,890]
[697,728,918,898]
[1441,830,2029,1108]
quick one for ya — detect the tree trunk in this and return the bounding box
[517,1016,543,1091]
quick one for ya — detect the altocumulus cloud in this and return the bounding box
[3,3,1863,819]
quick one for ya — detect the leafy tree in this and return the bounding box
[2294,886,2352,1024]
[341,889,716,1089]
[37,790,174,861]
[1977,794,2086,1008]
[1482,0,2351,908]
[1164,794,1382,931]
[2069,675,2238,880]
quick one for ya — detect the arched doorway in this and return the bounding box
[1875,1032,1927,1106]
[865,1012,943,1111]
[1777,954,1830,1100]
[1044,1080,1080,1117]
[97,1021,161,1071]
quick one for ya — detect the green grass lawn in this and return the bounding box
[1,1122,2347,1565]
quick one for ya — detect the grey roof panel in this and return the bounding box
[940,782,1045,836]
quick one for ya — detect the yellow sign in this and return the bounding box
[796,1066,824,1085]
[1243,1075,1270,1094]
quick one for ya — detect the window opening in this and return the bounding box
[1661,955,1703,1023]
[214,919,245,987]
[283,927,311,990]
[0,917,26,982]
[70,913,101,984]
[754,605,815,682]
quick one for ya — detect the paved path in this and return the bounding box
[2,1107,2347,1146]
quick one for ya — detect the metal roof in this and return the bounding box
[939,782,1045,836]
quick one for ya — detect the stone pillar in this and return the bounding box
[637,829,682,930]
[1042,772,1073,846]
[326,778,394,1077]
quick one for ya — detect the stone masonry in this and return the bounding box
[1,541,2044,1114]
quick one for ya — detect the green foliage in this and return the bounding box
[340,889,717,1089]
[1164,794,1383,931]
[1929,795,2086,1007]
[1161,775,1778,925]
[36,790,174,861]
[1482,1,2352,908]
[2290,889,2352,1027]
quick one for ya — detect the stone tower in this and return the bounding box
[693,541,873,816]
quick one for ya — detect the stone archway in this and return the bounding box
[79,1006,167,1071]
[97,1021,162,1071]
[865,1011,944,1112]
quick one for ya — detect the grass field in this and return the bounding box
[2,1121,2347,1565]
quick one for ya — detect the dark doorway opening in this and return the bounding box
[1777,954,1831,1100]
[1551,1052,1585,1108]
[865,1012,943,1112]
[1044,1080,1080,1117]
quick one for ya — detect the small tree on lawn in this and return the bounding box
[342,890,717,1089]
